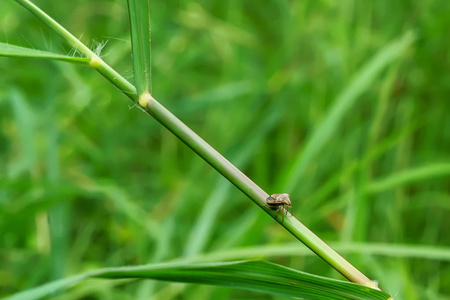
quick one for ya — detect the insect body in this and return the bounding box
[266,193,292,222]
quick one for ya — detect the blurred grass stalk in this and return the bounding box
[15,0,394,292]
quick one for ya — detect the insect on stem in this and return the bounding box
[266,193,292,222]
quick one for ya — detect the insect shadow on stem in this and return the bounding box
[266,193,292,222]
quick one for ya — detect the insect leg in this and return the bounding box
[280,206,284,223]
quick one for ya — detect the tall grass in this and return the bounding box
[1,0,449,299]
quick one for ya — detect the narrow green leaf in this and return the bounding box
[188,242,450,263]
[0,42,90,65]
[127,0,151,95]
[7,89,37,177]
[5,260,390,300]
[366,163,450,193]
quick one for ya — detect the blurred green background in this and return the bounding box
[1,0,449,299]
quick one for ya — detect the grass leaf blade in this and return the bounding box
[5,261,390,300]
[127,0,151,95]
[0,42,90,65]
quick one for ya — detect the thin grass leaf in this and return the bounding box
[187,242,450,263]
[127,0,151,96]
[366,163,450,193]
[5,260,390,300]
[0,42,90,65]
[7,89,37,177]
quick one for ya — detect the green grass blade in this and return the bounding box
[189,242,450,263]
[366,163,450,194]
[127,0,151,95]
[5,261,390,300]
[0,42,90,65]
[7,89,37,176]
[281,31,416,192]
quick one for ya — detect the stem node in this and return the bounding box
[138,92,152,109]
[89,55,102,69]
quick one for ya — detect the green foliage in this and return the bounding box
[6,261,391,300]
[0,0,449,299]
[0,42,90,64]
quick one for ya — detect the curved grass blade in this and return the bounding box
[186,242,450,263]
[281,31,416,192]
[0,42,90,65]
[366,163,450,193]
[5,260,390,300]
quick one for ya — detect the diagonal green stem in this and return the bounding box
[15,0,381,292]
[138,93,379,290]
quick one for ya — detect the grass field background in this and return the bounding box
[1,0,449,299]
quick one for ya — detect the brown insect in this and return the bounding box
[266,193,292,222]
